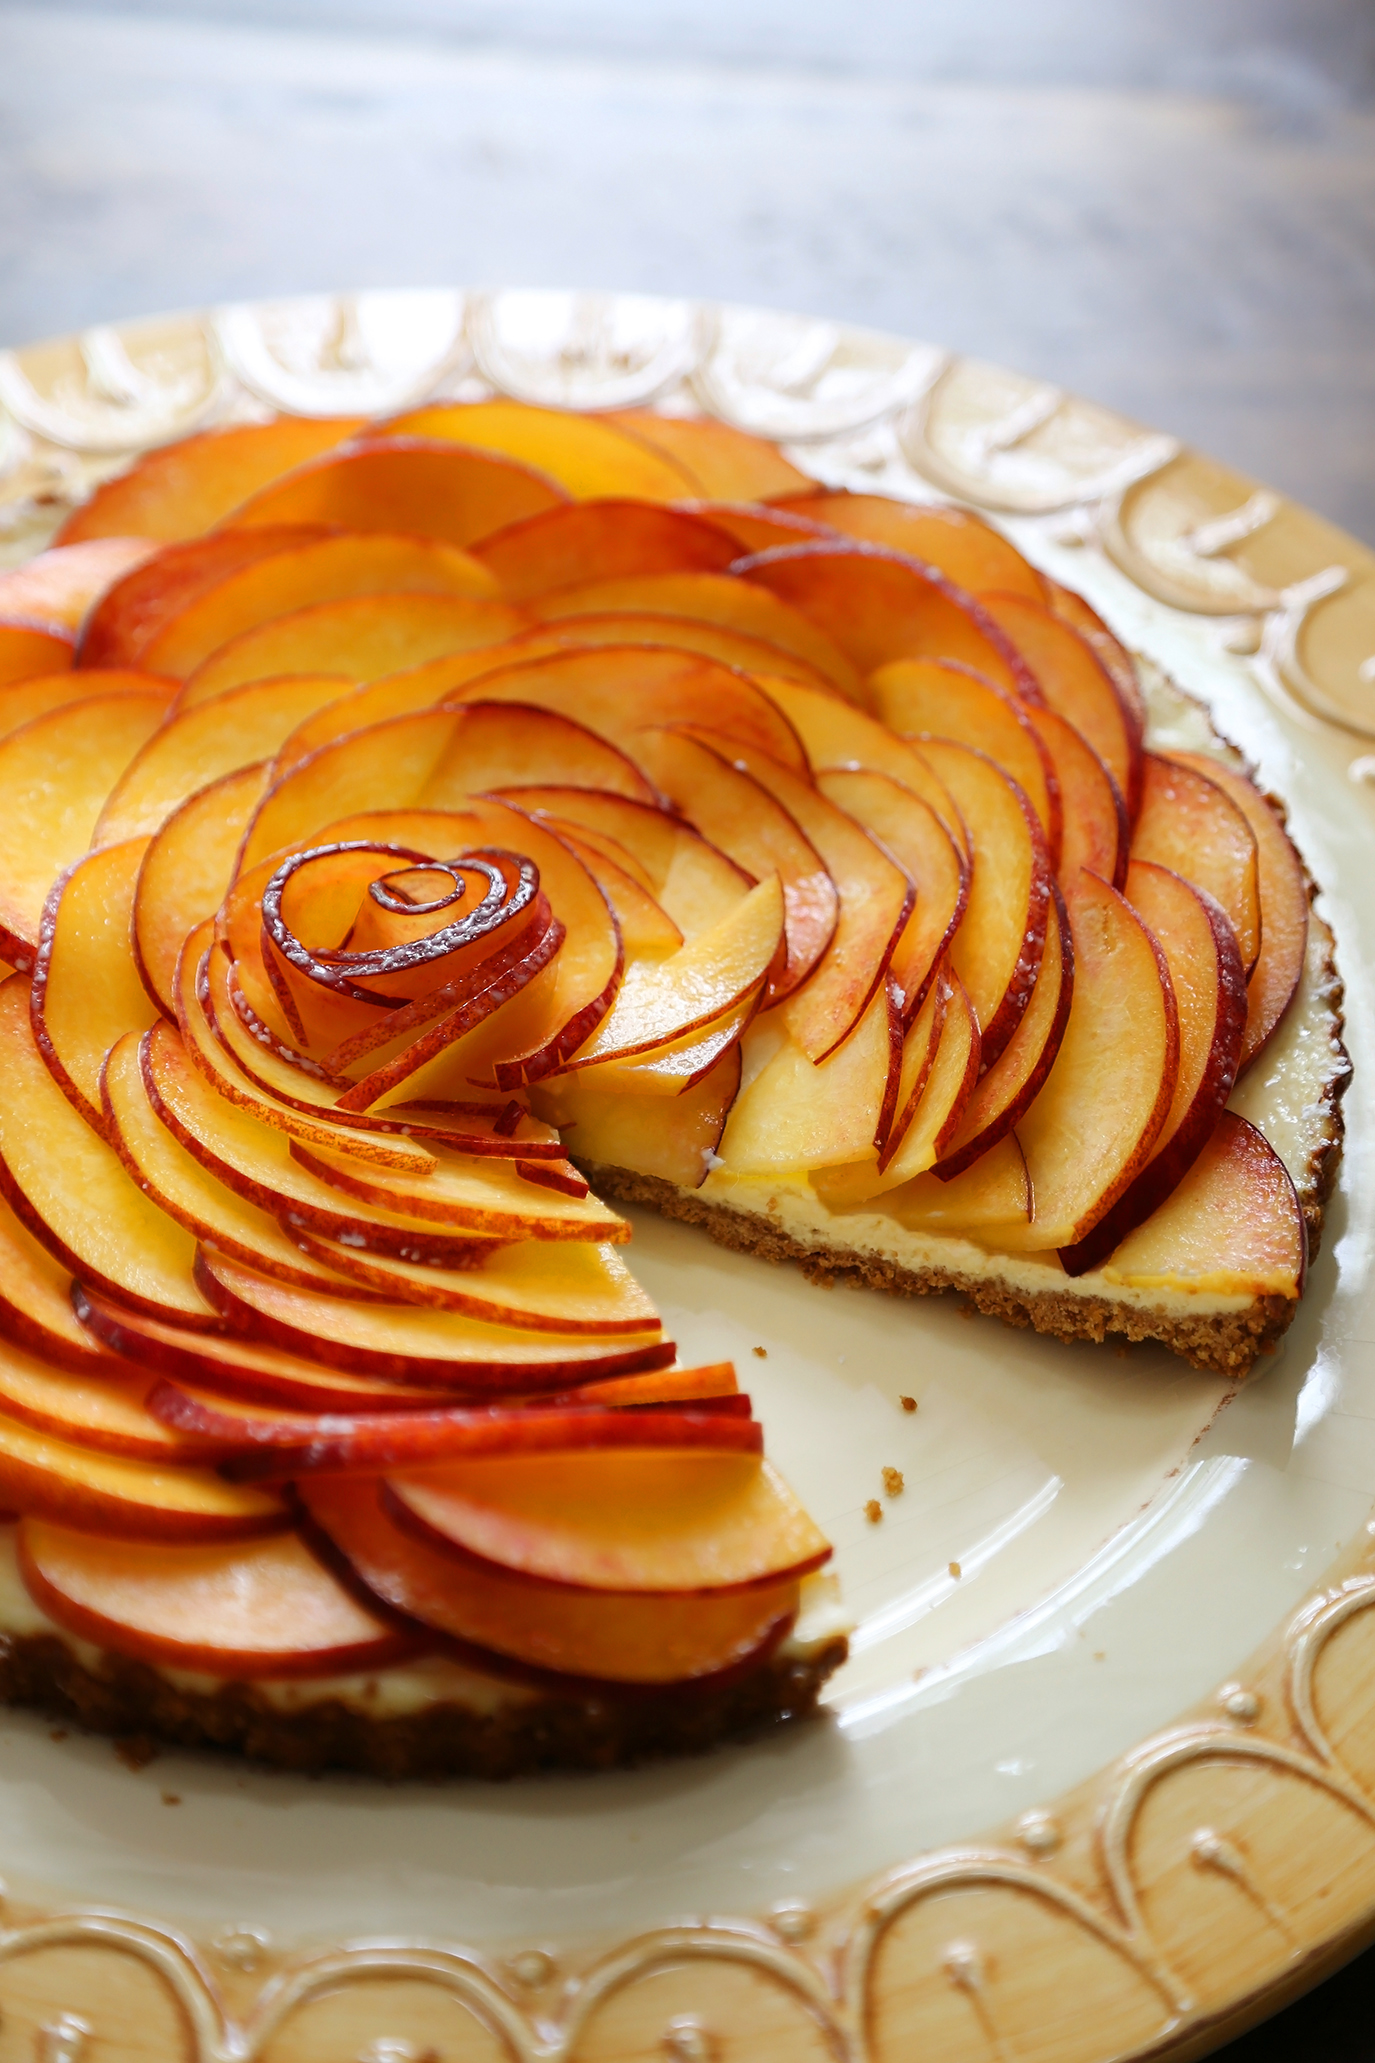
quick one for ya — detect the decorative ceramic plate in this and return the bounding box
[0,289,1372,2063]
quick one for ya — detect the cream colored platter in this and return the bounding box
[0,288,1372,2060]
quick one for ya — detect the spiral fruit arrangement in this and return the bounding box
[0,397,1325,1758]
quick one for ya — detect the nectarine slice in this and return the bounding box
[1059,860,1246,1276]
[466,609,838,691]
[563,876,784,1071]
[140,530,500,679]
[472,500,739,597]
[736,542,1035,700]
[20,1519,422,1675]
[386,1447,826,1594]
[914,737,1050,1068]
[678,501,833,555]
[538,1046,742,1191]
[1168,752,1309,1071]
[816,767,968,1024]
[0,538,157,633]
[290,1135,629,1242]
[688,736,912,1064]
[96,673,354,847]
[1130,754,1261,974]
[0,980,216,1327]
[0,690,171,962]
[870,657,1061,867]
[196,1251,672,1390]
[386,402,697,502]
[301,1475,797,1683]
[608,409,812,500]
[778,493,1047,603]
[977,593,1141,816]
[865,968,979,1190]
[888,1132,1031,1237]
[934,881,1073,1178]
[32,840,157,1130]
[1101,1112,1305,1299]
[133,762,271,1018]
[286,1232,661,1335]
[0,620,74,686]
[78,524,333,666]
[0,1187,127,1377]
[57,418,367,543]
[533,572,861,700]
[179,591,526,707]
[1042,579,1148,740]
[0,1335,200,1463]
[0,668,173,746]
[1027,703,1127,893]
[0,1409,283,1540]
[224,436,566,545]
[718,982,902,1175]
[1001,872,1178,1249]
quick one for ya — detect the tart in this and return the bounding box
[0,396,1345,1775]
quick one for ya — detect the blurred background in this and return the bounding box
[1,0,1373,541]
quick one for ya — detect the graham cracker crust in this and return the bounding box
[580,1164,1308,1378]
[0,1629,847,1780]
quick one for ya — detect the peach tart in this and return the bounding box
[0,395,1345,1774]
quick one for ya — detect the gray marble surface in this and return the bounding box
[1,9,1374,2054]
[2,0,1374,542]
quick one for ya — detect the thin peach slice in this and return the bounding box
[0,1334,202,1463]
[103,1030,405,1300]
[494,610,838,690]
[736,543,1036,700]
[471,500,739,597]
[138,1024,513,1265]
[79,525,335,666]
[776,493,1048,604]
[532,572,861,700]
[562,876,784,1072]
[1130,754,1261,974]
[287,1233,661,1336]
[556,1362,739,1408]
[444,642,810,772]
[678,502,834,556]
[0,620,74,686]
[240,704,652,872]
[887,1132,1031,1238]
[934,882,1073,1179]
[629,730,835,1004]
[716,982,902,1176]
[1042,579,1148,740]
[179,591,526,706]
[224,436,566,546]
[607,410,812,500]
[0,979,216,1327]
[1027,703,1127,893]
[0,538,158,632]
[1100,1112,1305,1302]
[1168,752,1309,1071]
[386,402,697,502]
[977,593,1141,817]
[913,737,1050,1069]
[815,967,979,1199]
[538,1047,742,1191]
[565,988,758,1099]
[301,1475,797,1683]
[95,673,354,846]
[0,1410,284,1540]
[20,1520,423,1676]
[386,1448,826,1594]
[1059,860,1246,1276]
[32,840,156,1130]
[870,657,1061,866]
[547,829,684,961]
[290,1136,629,1242]
[999,872,1178,1250]
[0,1186,128,1377]
[57,418,367,543]
[196,1252,672,1390]
[506,790,751,942]
[751,672,969,859]
[0,690,170,962]
[76,1287,451,1413]
[0,667,173,745]
[687,735,913,1064]
[816,767,968,1024]
[140,531,500,678]
[157,1381,753,1472]
[133,762,270,1018]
